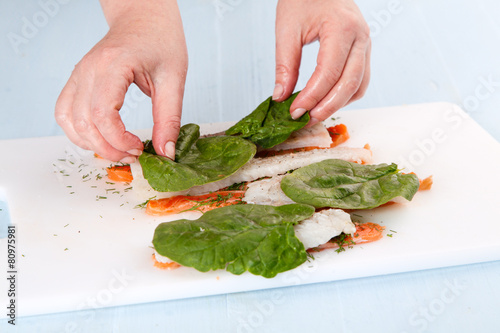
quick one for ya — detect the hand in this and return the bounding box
[273,0,371,126]
[55,0,187,162]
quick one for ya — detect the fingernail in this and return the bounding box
[290,108,306,120]
[307,117,319,127]
[120,156,136,164]
[272,83,284,100]
[164,141,176,160]
[127,149,142,156]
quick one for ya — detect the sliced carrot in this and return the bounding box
[327,124,350,148]
[146,191,246,216]
[106,165,133,183]
[349,222,385,244]
[418,175,433,191]
[94,153,103,159]
[309,222,385,252]
[152,254,181,270]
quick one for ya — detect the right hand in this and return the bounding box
[55,0,188,163]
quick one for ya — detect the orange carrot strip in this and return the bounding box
[327,124,350,148]
[418,175,433,191]
[106,165,133,183]
[146,191,246,216]
[309,222,385,252]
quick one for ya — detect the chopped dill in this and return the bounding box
[181,193,243,213]
[330,233,355,254]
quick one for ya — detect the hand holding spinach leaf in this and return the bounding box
[153,204,315,278]
[281,159,420,209]
[139,124,256,192]
[226,92,310,148]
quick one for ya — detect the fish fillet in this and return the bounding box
[243,175,295,206]
[260,123,332,152]
[131,146,372,200]
[294,209,356,249]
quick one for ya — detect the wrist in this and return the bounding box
[99,0,179,30]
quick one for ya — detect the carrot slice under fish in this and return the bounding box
[146,191,246,216]
[152,254,181,270]
[106,165,133,183]
[327,124,350,147]
[418,175,433,191]
[309,222,385,252]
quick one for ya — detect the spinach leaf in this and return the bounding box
[152,204,315,278]
[226,92,310,149]
[139,124,256,192]
[280,159,420,209]
[175,123,200,160]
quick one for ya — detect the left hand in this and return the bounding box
[273,0,371,126]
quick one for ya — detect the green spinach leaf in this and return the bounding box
[281,159,420,209]
[152,204,315,278]
[139,124,256,192]
[226,92,310,148]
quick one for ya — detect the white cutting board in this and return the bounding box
[1,102,500,318]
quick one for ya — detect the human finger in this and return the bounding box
[70,72,133,162]
[151,70,186,160]
[308,39,368,126]
[90,71,144,156]
[289,31,355,119]
[274,14,302,102]
[347,40,371,104]
[55,76,91,150]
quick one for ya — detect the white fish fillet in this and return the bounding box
[294,209,356,249]
[131,146,372,200]
[261,123,332,152]
[154,249,174,264]
[243,175,295,206]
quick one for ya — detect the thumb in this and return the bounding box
[151,73,186,160]
[274,20,302,102]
